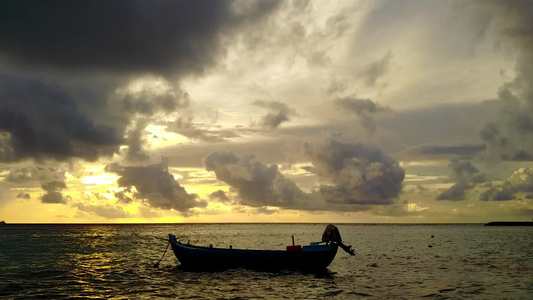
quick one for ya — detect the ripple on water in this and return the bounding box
[0,224,532,299]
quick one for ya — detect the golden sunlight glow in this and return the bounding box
[399,160,445,167]
[281,163,314,176]
[407,203,429,212]
[146,124,189,148]
[404,174,444,182]
[118,76,174,96]
[81,173,119,186]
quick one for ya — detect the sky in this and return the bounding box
[0,0,532,223]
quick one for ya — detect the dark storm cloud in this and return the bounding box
[0,1,281,163]
[436,158,486,201]
[120,86,191,116]
[41,180,67,204]
[358,52,393,87]
[0,73,123,162]
[107,159,206,213]
[204,152,311,208]
[333,97,390,135]
[480,167,533,201]
[0,0,281,77]
[302,137,405,205]
[0,132,14,161]
[252,100,298,129]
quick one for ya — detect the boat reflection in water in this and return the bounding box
[168,224,355,271]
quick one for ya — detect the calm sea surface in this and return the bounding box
[0,223,531,299]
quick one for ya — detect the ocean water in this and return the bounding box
[0,223,531,299]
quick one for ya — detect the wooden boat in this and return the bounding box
[168,224,355,271]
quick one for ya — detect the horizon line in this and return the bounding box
[0,222,496,225]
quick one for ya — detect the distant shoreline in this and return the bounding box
[484,221,533,226]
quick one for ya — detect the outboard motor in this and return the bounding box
[322,224,356,255]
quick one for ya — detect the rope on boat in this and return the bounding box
[154,240,170,268]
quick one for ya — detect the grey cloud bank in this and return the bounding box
[205,136,405,212]
[0,0,279,77]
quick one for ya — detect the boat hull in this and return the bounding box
[169,235,338,271]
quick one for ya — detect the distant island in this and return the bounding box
[0,221,5,225]
[485,221,533,226]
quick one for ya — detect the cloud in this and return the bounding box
[4,165,65,183]
[203,135,405,212]
[446,158,486,184]
[41,180,67,204]
[302,136,405,205]
[114,191,133,204]
[437,183,473,201]
[255,207,278,214]
[204,151,312,208]
[379,101,499,158]
[436,158,486,200]
[252,100,298,129]
[138,205,162,219]
[118,82,191,116]
[16,192,30,199]
[410,143,486,156]
[370,202,429,217]
[121,118,151,162]
[478,122,509,159]
[166,117,239,143]
[209,190,231,203]
[333,97,391,135]
[0,132,14,161]
[157,101,500,169]
[0,0,281,78]
[107,158,206,213]
[481,167,533,201]
[358,52,393,87]
[0,1,282,164]
[0,73,123,162]
[327,78,348,96]
[74,203,130,219]
[474,1,533,161]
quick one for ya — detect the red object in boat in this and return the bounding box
[286,245,302,252]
